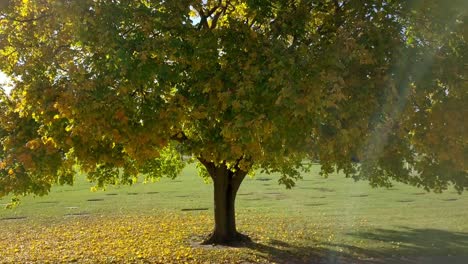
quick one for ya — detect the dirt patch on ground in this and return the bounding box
[64,212,90,217]
[397,199,414,203]
[36,201,59,204]
[181,208,208,212]
[442,198,458,202]
[350,194,369,198]
[0,216,27,221]
[305,203,326,207]
[311,187,335,192]
[256,178,272,182]
[87,198,104,202]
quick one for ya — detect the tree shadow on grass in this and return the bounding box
[326,227,468,263]
[243,240,327,263]
[242,239,370,264]
[243,227,468,264]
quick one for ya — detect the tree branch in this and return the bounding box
[196,0,227,30]
[333,0,341,12]
[53,44,71,56]
[210,0,229,29]
[1,12,51,23]
[206,0,223,17]
[232,167,248,193]
[248,15,257,29]
[198,16,209,30]
[231,155,252,183]
[170,131,188,143]
[198,157,216,178]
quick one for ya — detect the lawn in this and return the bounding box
[1,164,467,263]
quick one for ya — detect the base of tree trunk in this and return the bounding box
[201,231,252,246]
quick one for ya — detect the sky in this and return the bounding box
[0,71,12,94]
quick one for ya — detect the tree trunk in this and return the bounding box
[199,160,250,245]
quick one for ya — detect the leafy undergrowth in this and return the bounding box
[0,212,346,264]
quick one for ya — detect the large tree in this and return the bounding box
[0,0,466,244]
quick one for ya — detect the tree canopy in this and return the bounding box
[0,0,466,227]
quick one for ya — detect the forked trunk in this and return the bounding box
[199,160,250,245]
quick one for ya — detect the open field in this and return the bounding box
[1,164,467,263]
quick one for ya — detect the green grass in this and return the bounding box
[1,164,467,263]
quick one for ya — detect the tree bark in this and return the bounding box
[199,159,250,245]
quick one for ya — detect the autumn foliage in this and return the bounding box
[1,0,467,243]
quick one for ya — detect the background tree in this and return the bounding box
[0,0,466,244]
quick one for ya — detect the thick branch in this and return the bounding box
[198,16,209,30]
[1,13,51,23]
[206,0,223,17]
[210,2,229,29]
[232,169,247,193]
[196,0,228,30]
[247,15,257,29]
[231,156,251,189]
[198,157,216,177]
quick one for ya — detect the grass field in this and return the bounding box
[1,164,467,263]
